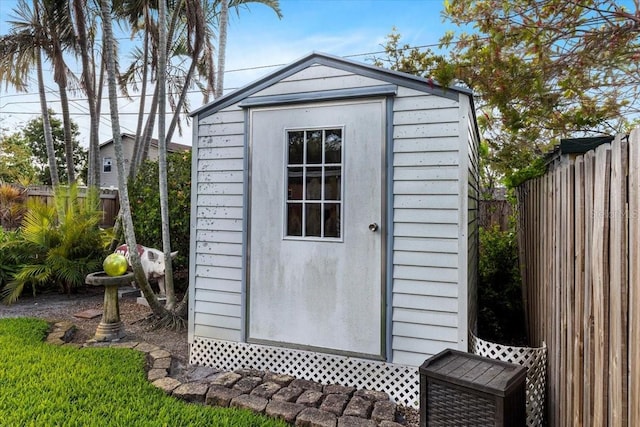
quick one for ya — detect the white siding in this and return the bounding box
[190,60,477,369]
[190,108,245,342]
[252,65,387,97]
[391,87,463,366]
[462,96,480,334]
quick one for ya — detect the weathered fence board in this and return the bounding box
[24,186,119,228]
[517,129,639,426]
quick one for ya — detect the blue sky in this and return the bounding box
[0,0,459,146]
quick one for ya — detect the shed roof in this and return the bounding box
[191,51,474,119]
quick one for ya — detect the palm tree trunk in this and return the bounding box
[72,0,100,187]
[129,7,150,181]
[35,46,59,186]
[157,0,176,309]
[100,0,167,316]
[214,0,229,98]
[58,84,76,183]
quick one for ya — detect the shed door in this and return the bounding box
[248,100,385,358]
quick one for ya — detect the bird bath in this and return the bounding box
[85,271,134,341]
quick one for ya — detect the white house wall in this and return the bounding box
[189,107,245,343]
[390,86,464,366]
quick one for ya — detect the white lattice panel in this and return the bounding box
[470,333,547,427]
[190,337,420,407]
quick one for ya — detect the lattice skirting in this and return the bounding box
[189,337,420,407]
[470,333,547,427]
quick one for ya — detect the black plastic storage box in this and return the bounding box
[419,349,527,426]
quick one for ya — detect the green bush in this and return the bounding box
[0,317,287,427]
[477,225,527,345]
[0,185,110,304]
[128,151,191,290]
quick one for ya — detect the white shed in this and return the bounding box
[188,52,479,405]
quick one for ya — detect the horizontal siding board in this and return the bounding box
[393,322,458,342]
[196,218,242,231]
[393,293,458,313]
[393,251,459,269]
[195,265,242,281]
[393,108,459,125]
[196,206,244,219]
[393,180,459,195]
[394,222,459,239]
[393,307,458,327]
[394,208,459,224]
[393,237,458,254]
[197,158,244,172]
[194,276,242,293]
[194,312,241,331]
[196,240,242,256]
[394,151,459,167]
[279,64,353,81]
[195,300,241,318]
[392,336,457,355]
[394,93,458,110]
[195,288,242,304]
[392,350,439,367]
[197,195,244,208]
[197,135,244,148]
[197,170,243,183]
[195,253,243,269]
[393,166,459,181]
[197,182,244,195]
[196,231,242,244]
[255,76,388,97]
[193,324,241,342]
[393,123,459,139]
[393,138,458,153]
[393,265,457,283]
[199,122,245,136]
[394,195,459,210]
[198,146,244,160]
[198,108,244,125]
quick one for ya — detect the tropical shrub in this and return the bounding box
[0,185,110,304]
[477,224,527,345]
[128,151,191,290]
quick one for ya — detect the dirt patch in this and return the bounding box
[0,286,189,364]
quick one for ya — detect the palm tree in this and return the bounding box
[211,0,282,100]
[156,0,177,309]
[40,0,77,184]
[0,0,60,186]
[71,0,101,187]
[100,0,166,315]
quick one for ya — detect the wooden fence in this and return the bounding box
[516,129,640,426]
[25,186,119,228]
[479,199,512,231]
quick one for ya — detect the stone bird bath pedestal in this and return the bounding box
[85,271,134,341]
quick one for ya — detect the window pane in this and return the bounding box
[324,129,342,164]
[287,203,302,236]
[305,203,321,237]
[324,204,340,238]
[306,130,322,164]
[324,167,341,200]
[288,131,304,165]
[288,167,303,200]
[306,167,322,200]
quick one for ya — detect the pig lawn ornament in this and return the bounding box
[114,244,177,296]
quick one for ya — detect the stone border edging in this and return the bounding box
[47,322,405,427]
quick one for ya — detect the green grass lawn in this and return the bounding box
[0,318,287,427]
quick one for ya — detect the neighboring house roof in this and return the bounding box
[191,51,476,120]
[99,133,191,153]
